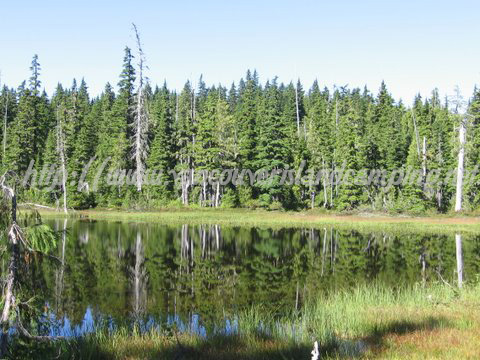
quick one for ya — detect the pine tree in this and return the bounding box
[147,83,175,203]
[0,86,17,169]
[28,55,52,162]
[305,81,332,208]
[5,55,52,175]
[281,82,303,208]
[91,83,116,206]
[236,70,259,170]
[465,87,480,208]
[195,89,220,206]
[102,48,136,205]
[255,78,290,207]
[175,81,195,205]
[5,89,36,174]
[335,91,365,210]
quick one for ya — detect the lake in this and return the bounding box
[37,219,479,337]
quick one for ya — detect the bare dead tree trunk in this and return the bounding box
[0,174,19,356]
[295,81,300,137]
[420,252,426,287]
[181,167,191,206]
[214,224,220,250]
[0,175,63,352]
[132,23,149,192]
[56,107,68,214]
[455,117,466,212]
[202,171,207,207]
[215,181,220,207]
[322,157,328,208]
[55,219,67,313]
[330,160,334,207]
[295,281,299,311]
[131,230,147,321]
[422,136,427,190]
[411,109,421,158]
[134,231,141,315]
[3,90,8,165]
[181,224,189,260]
[455,233,463,288]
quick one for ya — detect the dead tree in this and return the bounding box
[56,106,68,214]
[295,81,301,137]
[452,88,468,212]
[0,173,20,355]
[131,230,147,322]
[55,219,67,313]
[132,23,149,192]
[455,233,463,288]
[411,109,421,158]
[0,172,63,356]
[2,85,8,165]
[455,116,466,212]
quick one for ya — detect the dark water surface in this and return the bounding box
[36,219,480,337]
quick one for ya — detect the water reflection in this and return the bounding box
[130,230,147,321]
[38,220,480,336]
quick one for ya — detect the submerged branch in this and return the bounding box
[15,308,64,342]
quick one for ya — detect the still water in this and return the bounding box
[36,219,479,337]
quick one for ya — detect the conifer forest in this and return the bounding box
[1,50,479,214]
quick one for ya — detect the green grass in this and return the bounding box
[10,282,480,359]
[33,207,480,234]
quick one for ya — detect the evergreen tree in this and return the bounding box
[147,83,175,203]
[335,91,365,210]
[255,79,290,207]
[5,89,36,174]
[466,87,480,208]
[195,89,220,206]
[175,81,195,205]
[305,81,332,208]
[236,70,259,170]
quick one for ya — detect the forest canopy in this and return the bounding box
[0,51,479,213]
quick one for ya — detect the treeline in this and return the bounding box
[0,51,479,212]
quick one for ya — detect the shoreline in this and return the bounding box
[30,208,480,234]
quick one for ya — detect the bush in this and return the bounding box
[258,193,271,208]
[221,188,238,208]
[268,201,283,211]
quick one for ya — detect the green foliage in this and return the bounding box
[24,223,58,253]
[2,53,474,214]
[220,188,237,208]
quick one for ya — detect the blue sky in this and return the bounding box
[0,0,478,104]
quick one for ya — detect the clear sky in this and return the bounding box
[0,0,478,104]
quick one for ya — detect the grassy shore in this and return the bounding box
[13,282,480,359]
[34,207,480,234]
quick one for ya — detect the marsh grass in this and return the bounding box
[10,282,480,359]
[32,208,480,234]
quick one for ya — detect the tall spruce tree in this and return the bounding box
[147,83,175,203]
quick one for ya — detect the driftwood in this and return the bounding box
[20,202,56,210]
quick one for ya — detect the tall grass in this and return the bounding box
[236,282,461,343]
[10,282,480,359]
